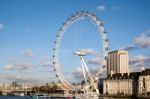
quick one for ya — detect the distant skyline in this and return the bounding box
[0,0,150,84]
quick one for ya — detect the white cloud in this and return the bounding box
[71,66,106,82]
[97,5,106,12]
[43,61,53,67]
[122,29,150,50]
[134,35,150,47]
[3,64,16,70]
[88,57,103,65]
[1,49,53,84]
[22,49,35,58]
[76,67,82,73]
[129,55,150,72]
[0,23,4,30]
[0,74,39,83]
[42,60,54,73]
[42,57,54,68]
[130,55,150,65]
[132,55,145,63]
[72,67,83,80]
[3,62,34,71]
[122,44,139,51]
[80,48,96,55]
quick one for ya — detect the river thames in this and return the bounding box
[0,96,112,99]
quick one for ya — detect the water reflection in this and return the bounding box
[0,96,133,99]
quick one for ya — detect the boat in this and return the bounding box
[20,93,24,96]
[75,93,99,99]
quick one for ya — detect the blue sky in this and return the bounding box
[0,0,150,84]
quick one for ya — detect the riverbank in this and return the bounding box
[101,94,150,99]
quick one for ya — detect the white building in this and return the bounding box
[103,72,140,96]
[22,83,35,90]
[138,69,150,96]
[0,83,11,95]
[104,69,150,96]
[107,50,129,76]
[103,50,150,97]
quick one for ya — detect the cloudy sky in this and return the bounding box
[0,0,150,84]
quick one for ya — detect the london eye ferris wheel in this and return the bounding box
[52,11,109,94]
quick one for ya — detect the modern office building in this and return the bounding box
[107,50,129,76]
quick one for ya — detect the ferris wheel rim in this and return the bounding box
[53,11,109,89]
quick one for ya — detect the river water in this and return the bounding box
[0,96,107,99]
[0,96,31,99]
[0,96,64,99]
[0,96,58,99]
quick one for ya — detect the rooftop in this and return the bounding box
[107,68,150,80]
[141,69,150,76]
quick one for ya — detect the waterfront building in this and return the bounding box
[22,83,35,90]
[104,69,150,96]
[0,82,34,96]
[103,72,140,96]
[0,83,11,95]
[46,82,64,90]
[0,83,2,91]
[10,82,22,90]
[107,50,129,76]
[138,69,150,96]
[103,50,150,97]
